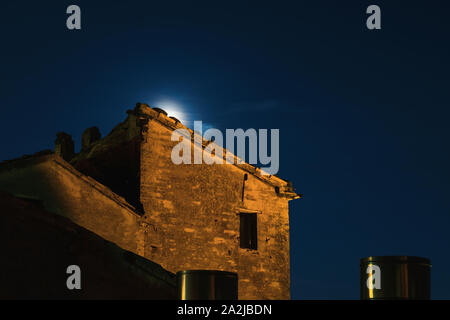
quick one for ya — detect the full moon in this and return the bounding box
[155,100,188,124]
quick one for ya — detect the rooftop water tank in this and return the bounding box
[177,270,238,300]
[360,256,431,300]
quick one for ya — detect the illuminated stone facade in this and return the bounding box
[0,103,300,299]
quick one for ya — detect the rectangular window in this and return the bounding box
[240,213,257,250]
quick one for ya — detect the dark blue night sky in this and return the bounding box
[1,1,449,299]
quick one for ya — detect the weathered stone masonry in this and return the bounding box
[137,106,298,299]
[0,103,300,299]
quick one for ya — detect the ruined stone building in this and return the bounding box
[0,103,300,299]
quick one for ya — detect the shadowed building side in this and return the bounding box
[0,191,176,299]
[71,116,144,213]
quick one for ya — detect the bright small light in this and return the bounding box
[156,100,188,124]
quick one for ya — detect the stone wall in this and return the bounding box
[139,117,292,299]
[238,174,291,299]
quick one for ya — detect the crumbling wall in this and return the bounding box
[81,127,102,151]
[55,132,74,161]
[70,114,143,212]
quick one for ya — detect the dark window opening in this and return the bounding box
[240,213,257,250]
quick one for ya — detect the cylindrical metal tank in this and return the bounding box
[360,256,431,300]
[177,270,238,300]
